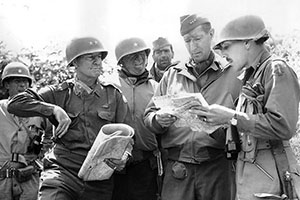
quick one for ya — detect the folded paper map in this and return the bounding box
[78,123,134,181]
[153,93,225,133]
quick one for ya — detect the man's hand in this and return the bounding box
[107,157,128,172]
[53,105,71,138]
[189,104,235,125]
[155,113,177,128]
[106,139,134,171]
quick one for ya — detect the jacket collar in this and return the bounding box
[73,77,102,97]
[238,48,271,81]
[175,52,226,82]
[118,69,151,86]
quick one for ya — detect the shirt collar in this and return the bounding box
[250,48,271,72]
[238,48,271,80]
[74,77,101,96]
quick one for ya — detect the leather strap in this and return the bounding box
[269,140,294,198]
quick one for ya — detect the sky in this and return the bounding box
[1,0,300,65]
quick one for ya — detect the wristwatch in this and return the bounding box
[230,113,238,126]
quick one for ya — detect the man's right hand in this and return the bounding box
[155,113,177,128]
[53,105,71,138]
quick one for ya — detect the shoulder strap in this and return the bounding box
[269,140,295,199]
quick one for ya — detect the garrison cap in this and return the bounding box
[180,14,210,36]
[152,37,172,51]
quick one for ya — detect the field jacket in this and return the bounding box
[115,70,158,153]
[7,78,131,171]
[144,54,242,163]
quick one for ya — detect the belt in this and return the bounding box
[128,149,155,165]
[256,140,271,150]
[0,168,17,179]
[167,146,224,164]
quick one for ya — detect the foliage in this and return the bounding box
[269,30,300,163]
[0,31,300,162]
[0,42,115,93]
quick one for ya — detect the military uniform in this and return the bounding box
[113,37,160,200]
[213,15,300,200]
[0,62,44,200]
[144,53,241,200]
[8,78,131,200]
[8,36,132,200]
[149,61,180,82]
[0,99,42,200]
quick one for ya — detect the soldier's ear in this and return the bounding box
[4,81,9,90]
[244,40,251,50]
[209,28,215,38]
[72,59,79,69]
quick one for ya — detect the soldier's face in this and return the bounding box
[183,26,214,63]
[219,41,249,73]
[121,51,148,76]
[75,52,104,78]
[152,46,174,70]
[5,77,30,97]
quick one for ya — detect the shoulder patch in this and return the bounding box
[271,59,287,76]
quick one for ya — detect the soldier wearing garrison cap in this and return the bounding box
[144,13,241,200]
[199,15,300,200]
[150,37,180,82]
[8,37,132,200]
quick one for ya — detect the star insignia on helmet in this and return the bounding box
[189,19,196,24]
[18,69,22,73]
[133,42,138,47]
[89,41,98,45]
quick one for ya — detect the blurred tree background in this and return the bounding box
[0,42,115,96]
[0,32,299,162]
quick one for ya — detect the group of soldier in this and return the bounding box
[0,12,299,200]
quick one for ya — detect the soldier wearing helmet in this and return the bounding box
[0,61,47,199]
[149,37,180,82]
[1,62,33,97]
[112,37,160,200]
[8,37,132,200]
[197,15,300,200]
[144,14,241,200]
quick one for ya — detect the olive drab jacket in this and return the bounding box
[149,61,180,82]
[7,78,131,174]
[234,49,300,200]
[116,70,158,152]
[0,99,44,166]
[144,53,242,163]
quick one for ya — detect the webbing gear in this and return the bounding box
[11,153,20,162]
[270,140,297,199]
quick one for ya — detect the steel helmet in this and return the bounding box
[214,15,269,49]
[1,62,32,85]
[66,37,108,66]
[115,37,150,65]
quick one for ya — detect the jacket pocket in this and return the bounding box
[97,107,115,122]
